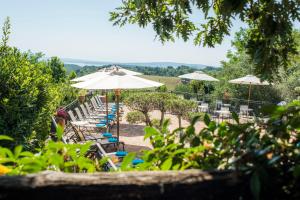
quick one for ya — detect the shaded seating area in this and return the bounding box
[52,94,144,171]
[193,98,261,123]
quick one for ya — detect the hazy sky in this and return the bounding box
[0,0,249,66]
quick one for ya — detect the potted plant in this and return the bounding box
[78,89,87,103]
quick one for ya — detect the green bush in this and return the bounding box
[0,136,106,175]
[120,101,300,199]
[184,112,207,123]
[0,18,76,149]
[174,83,194,99]
[126,111,145,124]
[124,92,156,126]
[155,85,168,92]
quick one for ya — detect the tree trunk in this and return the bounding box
[159,110,165,127]
[178,115,182,128]
[178,116,183,139]
[145,113,152,127]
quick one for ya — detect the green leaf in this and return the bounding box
[191,115,201,125]
[99,157,109,166]
[144,127,159,139]
[267,155,280,165]
[203,114,211,126]
[0,135,13,141]
[231,112,239,123]
[190,137,200,147]
[19,151,34,157]
[14,145,23,159]
[56,124,64,140]
[161,158,172,170]
[120,152,136,171]
[207,121,217,132]
[172,163,181,170]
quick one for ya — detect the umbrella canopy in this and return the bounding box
[71,71,108,82]
[71,70,163,140]
[229,75,269,105]
[72,71,162,90]
[71,65,142,82]
[178,71,219,82]
[229,75,269,85]
[99,65,142,76]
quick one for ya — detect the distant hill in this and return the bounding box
[61,58,216,69]
[64,63,82,73]
[71,63,220,78]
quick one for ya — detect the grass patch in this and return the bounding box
[139,75,181,91]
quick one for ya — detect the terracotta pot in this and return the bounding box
[78,95,85,103]
[223,91,230,100]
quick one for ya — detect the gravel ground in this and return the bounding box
[110,107,206,153]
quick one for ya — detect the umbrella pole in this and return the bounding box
[105,90,109,132]
[115,89,120,141]
[248,83,252,106]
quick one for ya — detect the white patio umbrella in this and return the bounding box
[178,71,219,99]
[71,70,163,140]
[71,65,142,82]
[178,71,219,82]
[71,66,142,132]
[229,75,269,105]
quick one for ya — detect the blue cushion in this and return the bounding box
[102,132,112,137]
[100,120,112,124]
[108,137,118,143]
[132,158,144,165]
[96,123,106,127]
[115,151,128,157]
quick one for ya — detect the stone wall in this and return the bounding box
[0,170,250,200]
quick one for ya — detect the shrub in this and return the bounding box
[155,85,168,92]
[121,101,300,199]
[126,111,145,124]
[168,98,198,128]
[0,18,77,149]
[184,112,207,123]
[174,83,194,99]
[124,92,156,126]
[0,136,106,175]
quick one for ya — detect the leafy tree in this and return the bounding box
[124,92,156,126]
[126,111,146,124]
[0,18,72,149]
[168,98,197,130]
[110,0,300,79]
[189,80,205,100]
[174,83,194,99]
[48,56,67,83]
[272,30,300,101]
[211,29,283,107]
[152,92,179,126]
[68,70,77,80]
